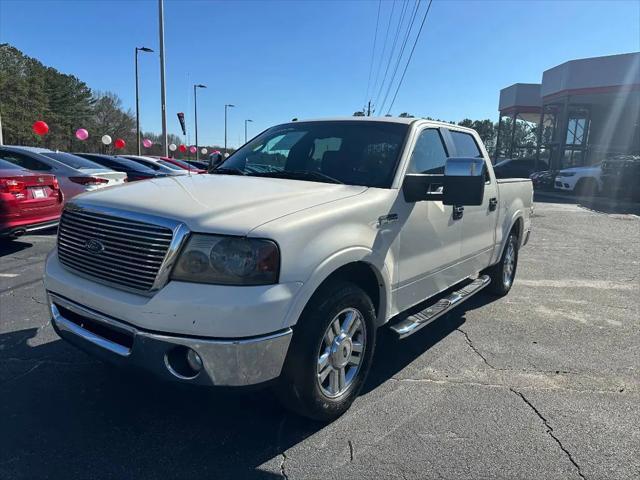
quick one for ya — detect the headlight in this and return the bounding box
[171,234,280,285]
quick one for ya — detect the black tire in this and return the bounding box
[484,232,519,297]
[274,280,377,421]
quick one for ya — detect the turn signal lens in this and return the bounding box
[69,176,109,185]
[0,178,26,193]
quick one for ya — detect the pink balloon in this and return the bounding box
[189,146,197,154]
[75,128,89,141]
[142,138,153,148]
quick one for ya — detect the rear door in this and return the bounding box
[444,129,499,275]
[395,128,463,310]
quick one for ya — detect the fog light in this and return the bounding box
[186,348,203,372]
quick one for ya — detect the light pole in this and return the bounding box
[193,84,206,160]
[224,104,235,155]
[135,47,154,155]
[244,119,253,143]
[158,0,168,156]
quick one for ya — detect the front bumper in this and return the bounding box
[49,292,292,386]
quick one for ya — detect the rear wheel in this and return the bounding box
[485,232,519,296]
[274,281,376,421]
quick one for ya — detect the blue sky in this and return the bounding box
[1,0,639,147]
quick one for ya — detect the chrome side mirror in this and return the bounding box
[443,157,486,206]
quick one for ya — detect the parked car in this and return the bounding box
[119,155,189,176]
[493,158,547,179]
[152,156,206,174]
[0,146,126,200]
[0,158,62,238]
[183,159,209,170]
[74,153,169,182]
[529,170,558,191]
[601,154,640,201]
[554,163,602,195]
[44,118,532,420]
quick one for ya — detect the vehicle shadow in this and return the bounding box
[534,191,640,215]
[0,293,498,479]
[0,238,34,257]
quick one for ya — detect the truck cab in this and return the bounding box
[44,117,533,420]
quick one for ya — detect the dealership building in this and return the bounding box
[496,52,640,170]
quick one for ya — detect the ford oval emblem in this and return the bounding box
[85,238,105,254]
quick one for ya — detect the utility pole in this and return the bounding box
[158,0,168,156]
[244,119,253,143]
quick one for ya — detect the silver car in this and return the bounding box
[0,146,126,201]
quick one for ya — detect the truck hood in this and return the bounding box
[71,174,368,235]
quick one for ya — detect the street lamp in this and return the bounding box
[193,84,207,160]
[244,119,253,143]
[224,104,235,155]
[135,46,154,155]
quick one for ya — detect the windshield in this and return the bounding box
[41,152,106,170]
[217,121,409,187]
[156,159,183,170]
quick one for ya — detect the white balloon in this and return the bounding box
[168,143,177,152]
[224,152,230,158]
[201,148,208,155]
[101,135,112,145]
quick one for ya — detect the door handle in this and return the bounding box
[489,197,498,211]
[452,205,464,220]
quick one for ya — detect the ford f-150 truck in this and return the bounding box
[44,118,533,420]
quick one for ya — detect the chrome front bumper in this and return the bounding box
[48,292,292,387]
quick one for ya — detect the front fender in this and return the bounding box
[280,247,392,330]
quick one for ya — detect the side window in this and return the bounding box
[311,137,342,170]
[449,131,482,158]
[0,151,52,171]
[408,129,448,174]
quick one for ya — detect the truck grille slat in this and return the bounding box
[59,222,172,248]
[57,209,175,292]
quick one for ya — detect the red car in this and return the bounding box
[0,159,63,238]
[153,156,207,173]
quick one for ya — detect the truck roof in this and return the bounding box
[291,116,475,132]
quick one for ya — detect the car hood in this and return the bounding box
[71,174,368,235]
[559,166,601,174]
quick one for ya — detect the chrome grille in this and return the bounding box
[57,208,175,292]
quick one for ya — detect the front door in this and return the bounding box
[395,128,464,311]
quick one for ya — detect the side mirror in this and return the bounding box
[442,157,486,206]
[402,174,443,203]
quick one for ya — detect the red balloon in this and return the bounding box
[32,120,49,136]
[179,144,187,153]
[114,138,126,149]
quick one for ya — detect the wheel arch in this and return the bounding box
[282,248,391,330]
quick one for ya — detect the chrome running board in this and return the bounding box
[390,275,491,339]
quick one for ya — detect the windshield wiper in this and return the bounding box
[210,167,246,176]
[251,170,344,184]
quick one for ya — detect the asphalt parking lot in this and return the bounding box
[1,198,638,480]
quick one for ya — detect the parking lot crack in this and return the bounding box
[510,388,586,480]
[347,440,354,462]
[457,327,496,369]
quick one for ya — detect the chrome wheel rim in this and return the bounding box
[503,242,516,288]
[316,307,366,398]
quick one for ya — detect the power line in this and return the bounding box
[364,0,382,107]
[370,0,396,107]
[386,0,434,115]
[378,0,420,113]
[374,0,410,108]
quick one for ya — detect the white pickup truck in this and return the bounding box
[44,118,533,420]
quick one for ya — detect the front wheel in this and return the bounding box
[274,281,376,421]
[485,232,519,296]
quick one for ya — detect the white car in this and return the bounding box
[0,146,127,201]
[554,163,602,195]
[44,118,533,420]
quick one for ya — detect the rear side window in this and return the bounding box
[41,152,104,170]
[0,158,23,170]
[0,151,53,171]
[449,131,482,158]
[408,129,448,174]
